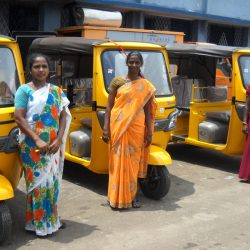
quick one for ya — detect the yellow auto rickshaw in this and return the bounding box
[0,35,24,243]
[29,37,179,200]
[166,43,250,156]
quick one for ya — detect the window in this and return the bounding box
[0,47,20,107]
[239,56,250,88]
[48,54,93,107]
[102,50,172,96]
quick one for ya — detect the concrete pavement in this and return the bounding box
[2,144,249,250]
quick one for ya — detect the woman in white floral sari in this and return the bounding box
[14,53,71,236]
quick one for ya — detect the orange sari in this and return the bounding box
[108,78,156,208]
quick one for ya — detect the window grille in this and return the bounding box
[0,1,10,36]
[208,24,243,46]
[9,4,39,33]
[145,15,171,30]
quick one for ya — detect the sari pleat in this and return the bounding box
[108,78,156,208]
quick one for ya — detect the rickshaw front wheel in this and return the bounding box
[139,165,171,200]
[0,201,12,243]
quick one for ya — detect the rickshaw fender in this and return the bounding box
[0,175,14,201]
[148,145,172,166]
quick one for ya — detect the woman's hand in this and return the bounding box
[48,138,62,154]
[144,134,152,147]
[243,123,248,134]
[101,130,110,144]
[35,138,49,153]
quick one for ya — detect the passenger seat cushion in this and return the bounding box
[206,111,230,124]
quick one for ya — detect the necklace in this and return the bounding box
[125,75,140,82]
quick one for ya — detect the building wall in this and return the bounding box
[80,0,250,25]
[1,0,250,46]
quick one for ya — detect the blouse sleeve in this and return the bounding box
[247,85,250,96]
[14,86,29,109]
[109,76,125,92]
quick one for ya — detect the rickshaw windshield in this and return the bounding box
[102,50,171,96]
[239,55,250,88]
[0,47,20,107]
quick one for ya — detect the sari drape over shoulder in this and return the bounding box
[239,85,250,181]
[18,84,71,236]
[108,77,156,208]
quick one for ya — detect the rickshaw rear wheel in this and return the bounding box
[139,165,171,200]
[0,201,12,243]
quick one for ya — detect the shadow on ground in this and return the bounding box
[63,161,109,196]
[63,161,195,213]
[167,144,241,174]
[2,189,98,249]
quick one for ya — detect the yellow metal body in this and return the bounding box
[64,42,174,173]
[170,48,250,156]
[0,175,14,200]
[0,36,24,201]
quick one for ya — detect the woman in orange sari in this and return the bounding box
[102,51,156,209]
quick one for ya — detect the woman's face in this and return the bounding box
[127,55,142,75]
[31,57,49,82]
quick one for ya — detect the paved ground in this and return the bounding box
[2,144,250,250]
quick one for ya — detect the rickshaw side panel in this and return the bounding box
[0,109,22,190]
[0,175,14,200]
[222,52,248,155]
[188,101,231,141]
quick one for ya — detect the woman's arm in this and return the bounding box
[243,94,250,134]
[48,107,67,154]
[102,90,116,143]
[14,108,48,152]
[144,99,153,147]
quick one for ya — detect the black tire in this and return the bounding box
[139,165,171,200]
[0,201,12,243]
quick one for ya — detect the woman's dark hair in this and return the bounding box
[126,51,144,66]
[26,53,50,72]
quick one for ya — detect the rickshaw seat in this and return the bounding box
[206,111,231,124]
[65,78,93,107]
[207,86,228,102]
[171,76,192,111]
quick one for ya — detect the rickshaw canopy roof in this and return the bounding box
[166,43,249,58]
[29,37,106,55]
[165,43,242,82]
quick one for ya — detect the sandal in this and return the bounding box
[59,222,66,229]
[132,199,141,208]
[240,179,250,183]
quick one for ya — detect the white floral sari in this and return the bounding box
[18,84,71,236]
